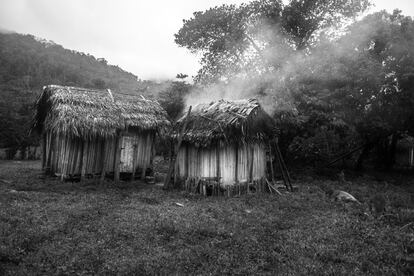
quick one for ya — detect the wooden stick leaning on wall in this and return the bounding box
[274,140,293,191]
[164,106,192,190]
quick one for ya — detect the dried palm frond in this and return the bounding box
[33,85,170,137]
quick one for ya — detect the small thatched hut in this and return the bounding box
[34,85,169,181]
[175,99,275,195]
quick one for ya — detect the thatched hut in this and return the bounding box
[174,99,275,195]
[33,85,169,181]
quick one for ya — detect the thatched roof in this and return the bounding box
[177,99,275,146]
[34,85,170,137]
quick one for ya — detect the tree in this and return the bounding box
[158,78,192,121]
[175,0,371,83]
[286,10,414,169]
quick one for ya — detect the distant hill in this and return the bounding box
[0,32,147,94]
[0,31,169,153]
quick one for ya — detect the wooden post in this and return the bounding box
[216,145,220,196]
[41,132,47,170]
[235,143,239,186]
[100,139,108,185]
[249,145,254,183]
[114,132,122,184]
[51,134,59,174]
[46,132,53,173]
[173,157,178,185]
[164,106,192,189]
[131,144,137,181]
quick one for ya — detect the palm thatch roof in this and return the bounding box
[177,99,275,146]
[34,85,170,137]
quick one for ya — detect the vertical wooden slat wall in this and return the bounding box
[41,130,157,180]
[41,132,47,169]
[188,146,199,177]
[105,136,116,172]
[177,145,187,177]
[120,136,132,172]
[219,144,236,185]
[199,147,217,178]
[237,143,249,182]
[177,141,267,187]
[252,143,266,180]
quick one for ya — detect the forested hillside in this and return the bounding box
[0,31,165,156]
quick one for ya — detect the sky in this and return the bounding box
[0,0,413,81]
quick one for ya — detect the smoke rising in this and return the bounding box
[183,10,386,116]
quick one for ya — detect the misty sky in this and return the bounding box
[0,0,413,81]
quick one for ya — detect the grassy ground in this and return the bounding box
[0,160,413,275]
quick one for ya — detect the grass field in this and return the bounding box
[0,160,413,275]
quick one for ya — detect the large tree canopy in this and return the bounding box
[175,0,371,83]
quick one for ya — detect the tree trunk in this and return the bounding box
[164,106,192,190]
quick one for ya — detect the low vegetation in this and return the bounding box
[0,160,412,275]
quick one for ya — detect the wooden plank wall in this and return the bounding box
[219,144,237,185]
[120,132,154,173]
[252,143,266,180]
[188,146,200,177]
[177,142,267,186]
[41,130,155,179]
[237,144,250,182]
[177,145,187,177]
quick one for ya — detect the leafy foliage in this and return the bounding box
[157,79,191,121]
[288,10,414,167]
[175,0,370,82]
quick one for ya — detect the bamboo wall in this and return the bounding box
[41,130,154,179]
[176,142,267,186]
